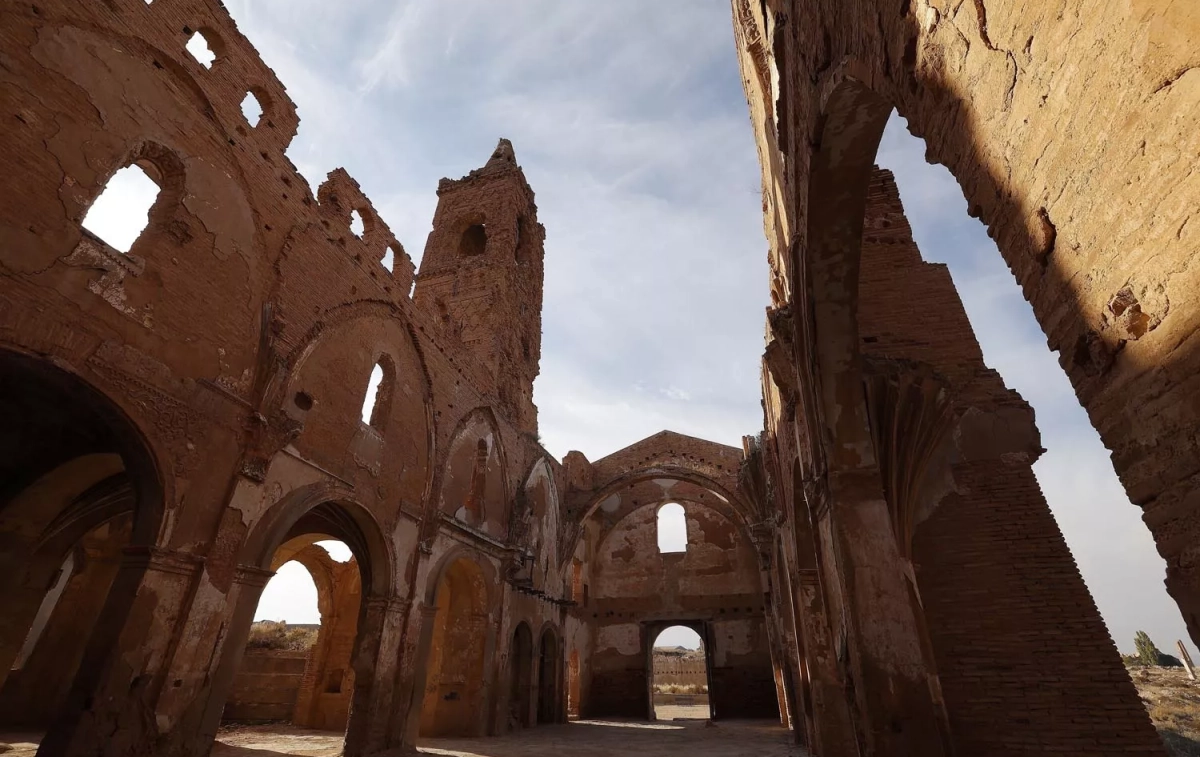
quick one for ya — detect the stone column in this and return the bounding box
[401,604,443,747]
[344,596,410,757]
[819,470,949,757]
[185,564,276,756]
[37,546,204,757]
[792,566,858,755]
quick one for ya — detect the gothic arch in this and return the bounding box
[431,407,511,537]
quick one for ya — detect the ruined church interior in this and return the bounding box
[1,1,1198,756]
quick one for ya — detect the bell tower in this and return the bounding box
[413,139,545,434]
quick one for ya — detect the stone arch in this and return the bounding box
[0,347,166,731]
[433,407,511,538]
[197,485,397,756]
[804,70,893,477]
[644,620,714,721]
[261,540,362,732]
[515,457,560,585]
[284,304,434,505]
[568,470,757,563]
[238,483,393,597]
[415,550,495,738]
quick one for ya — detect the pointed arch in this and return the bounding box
[433,407,511,537]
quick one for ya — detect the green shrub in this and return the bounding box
[1134,631,1184,667]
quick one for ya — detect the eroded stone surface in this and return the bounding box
[0,1,1186,757]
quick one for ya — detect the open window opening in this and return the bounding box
[349,209,365,238]
[651,626,709,721]
[381,245,396,273]
[240,92,264,127]
[360,359,393,429]
[656,502,688,554]
[458,223,487,257]
[185,30,217,68]
[81,164,160,253]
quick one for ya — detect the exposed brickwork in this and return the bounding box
[0,1,1185,756]
[735,0,1189,749]
[863,171,1163,756]
[223,651,307,723]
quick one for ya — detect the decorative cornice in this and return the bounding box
[120,546,204,577]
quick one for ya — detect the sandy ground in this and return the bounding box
[199,718,801,757]
[0,733,38,757]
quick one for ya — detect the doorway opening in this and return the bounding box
[651,625,709,721]
[537,627,560,725]
[509,622,534,729]
[223,539,357,732]
[210,498,389,757]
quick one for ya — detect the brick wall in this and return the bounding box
[859,168,1163,756]
[223,650,307,723]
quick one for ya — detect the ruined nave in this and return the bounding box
[2,0,1199,756]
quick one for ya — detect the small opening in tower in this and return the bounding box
[381,246,395,272]
[81,164,161,253]
[350,209,365,238]
[458,223,487,257]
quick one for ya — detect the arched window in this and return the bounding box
[360,359,392,429]
[81,164,160,253]
[656,503,687,553]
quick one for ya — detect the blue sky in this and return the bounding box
[207,0,1186,654]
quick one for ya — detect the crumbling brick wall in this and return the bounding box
[856,169,1162,755]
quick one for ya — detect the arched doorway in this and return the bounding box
[206,492,394,757]
[536,627,559,725]
[221,540,360,733]
[509,622,534,729]
[0,349,162,737]
[650,625,709,721]
[419,557,490,738]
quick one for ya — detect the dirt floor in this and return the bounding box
[0,733,37,757]
[201,719,800,757]
[1131,666,1200,756]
